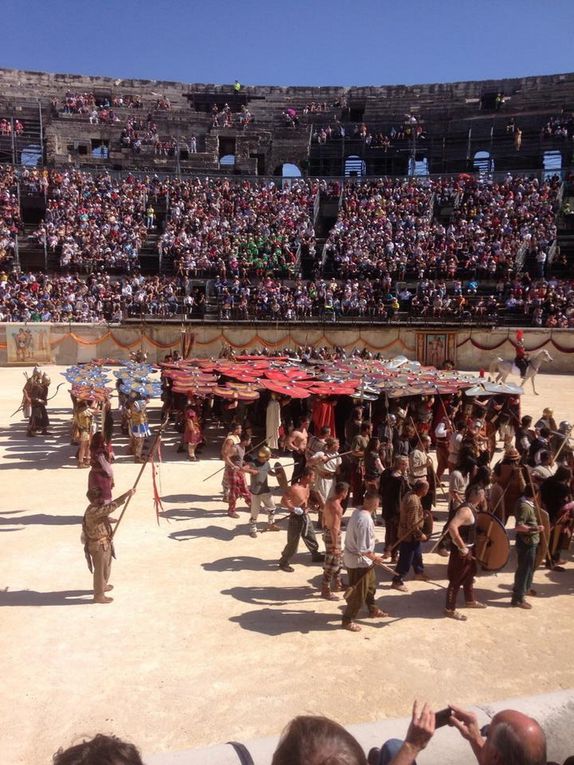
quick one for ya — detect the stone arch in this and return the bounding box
[20,144,42,167]
[219,154,235,168]
[543,150,562,179]
[344,155,366,177]
[473,150,494,173]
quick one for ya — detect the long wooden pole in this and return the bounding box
[111,417,168,540]
[409,416,450,505]
[202,438,268,482]
[389,520,425,552]
[525,466,550,562]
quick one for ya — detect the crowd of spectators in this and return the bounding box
[0,271,204,323]
[1,266,572,326]
[313,115,426,150]
[0,167,20,268]
[55,91,150,116]
[211,103,254,128]
[0,166,570,326]
[502,275,574,328]
[51,700,568,765]
[31,170,153,271]
[325,174,560,280]
[541,113,572,139]
[161,177,315,278]
[0,118,24,135]
[213,274,508,323]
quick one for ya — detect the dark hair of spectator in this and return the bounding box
[53,734,144,765]
[271,715,367,765]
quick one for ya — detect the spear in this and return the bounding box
[202,438,268,482]
[111,416,169,540]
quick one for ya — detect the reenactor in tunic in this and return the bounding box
[82,486,135,603]
[128,398,151,463]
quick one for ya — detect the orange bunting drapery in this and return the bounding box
[49,331,181,350]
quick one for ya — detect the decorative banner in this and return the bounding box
[417,332,457,367]
[6,325,52,364]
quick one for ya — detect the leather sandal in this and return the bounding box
[368,606,390,618]
[342,621,361,632]
[444,609,467,621]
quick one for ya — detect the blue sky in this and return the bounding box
[2,0,573,87]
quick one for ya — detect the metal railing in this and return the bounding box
[312,189,320,226]
[515,240,529,273]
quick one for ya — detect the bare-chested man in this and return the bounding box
[286,416,309,484]
[278,467,324,572]
[321,481,349,600]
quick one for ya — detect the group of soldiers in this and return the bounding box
[19,364,571,619]
[215,395,573,630]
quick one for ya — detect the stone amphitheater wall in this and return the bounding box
[1,324,573,373]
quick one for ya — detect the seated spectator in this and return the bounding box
[272,715,367,765]
[52,733,144,765]
[368,700,547,765]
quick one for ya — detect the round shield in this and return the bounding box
[474,511,510,572]
[273,461,289,492]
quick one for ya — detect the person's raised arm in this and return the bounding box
[387,700,435,765]
[448,705,485,762]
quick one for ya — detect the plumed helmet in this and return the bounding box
[258,446,272,460]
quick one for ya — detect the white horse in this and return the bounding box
[489,348,553,395]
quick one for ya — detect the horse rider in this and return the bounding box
[514,338,529,378]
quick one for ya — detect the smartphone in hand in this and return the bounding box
[435,707,453,728]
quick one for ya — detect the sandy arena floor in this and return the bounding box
[1,365,573,764]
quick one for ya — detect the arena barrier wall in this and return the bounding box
[145,689,574,764]
[1,323,574,372]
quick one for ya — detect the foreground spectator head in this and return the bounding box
[272,715,367,765]
[482,709,546,765]
[53,734,144,765]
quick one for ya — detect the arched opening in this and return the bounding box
[543,150,562,179]
[281,163,301,178]
[409,156,429,176]
[91,139,109,159]
[219,154,235,169]
[20,144,42,167]
[473,150,494,174]
[344,155,366,178]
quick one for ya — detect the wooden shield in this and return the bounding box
[273,462,289,492]
[535,507,550,569]
[475,511,510,572]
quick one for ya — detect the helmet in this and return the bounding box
[386,414,397,426]
[396,408,407,419]
[258,446,272,461]
[543,408,553,417]
[559,421,572,434]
